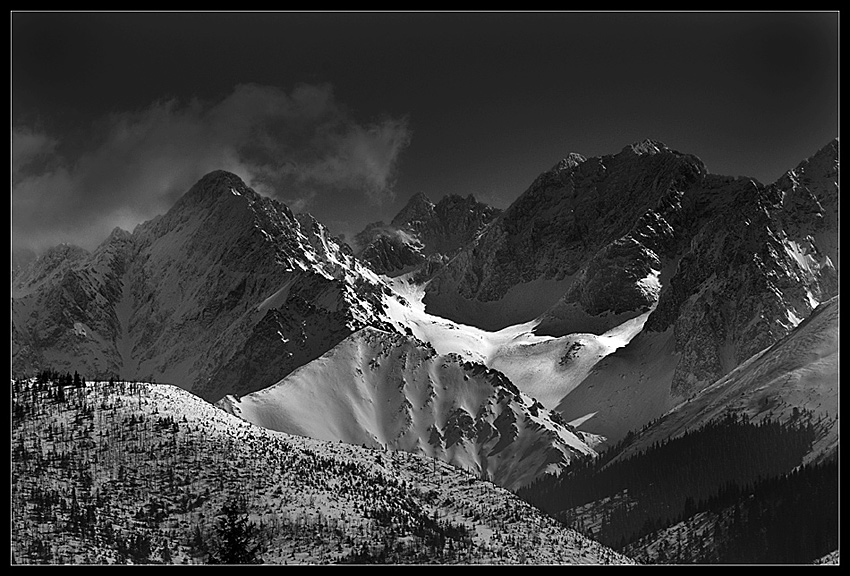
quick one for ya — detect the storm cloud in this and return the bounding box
[12,82,411,252]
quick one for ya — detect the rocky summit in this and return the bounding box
[355,192,501,277]
[421,140,838,429]
[12,171,390,402]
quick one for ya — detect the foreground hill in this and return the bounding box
[10,377,632,565]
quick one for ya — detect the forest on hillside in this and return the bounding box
[517,412,838,564]
[11,371,625,565]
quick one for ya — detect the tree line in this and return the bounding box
[516,410,833,562]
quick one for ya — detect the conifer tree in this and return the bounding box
[208,500,264,564]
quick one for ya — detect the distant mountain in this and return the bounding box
[12,171,391,402]
[557,140,837,445]
[11,377,633,565]
[418,139,837,446]
[422,142,694,332]
[354,192,500,277]
[218,326,599,491]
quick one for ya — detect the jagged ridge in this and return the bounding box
[218,326,598,491]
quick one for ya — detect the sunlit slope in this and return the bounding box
[219,327,598,491]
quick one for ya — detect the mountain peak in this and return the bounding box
[552,152,587,173]
[181,170,254,206]
[391,191,436,227]
[105,226,133,242]
[623,139,669,156]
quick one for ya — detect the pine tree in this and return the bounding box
[160,539,173,564]
[128,532,152,564]
[208,500,264,564]
[189,524,207,560]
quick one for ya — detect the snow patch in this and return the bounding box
[256,277,297,314]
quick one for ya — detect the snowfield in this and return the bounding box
[381,274,653,416]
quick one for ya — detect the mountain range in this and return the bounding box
[11,138,839,563]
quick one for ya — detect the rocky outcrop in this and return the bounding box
[424,140,838,404]
[11,231,136,378]
[423,140,708,331]
[355,192,501,277]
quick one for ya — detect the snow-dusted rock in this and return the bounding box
[218,326,597,490]
[419,139,838,445]
[355,192,500,277]
[12,171,390,402]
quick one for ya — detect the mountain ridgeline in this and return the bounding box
[423,139,837,393]
[13,171,391,402]
[12,139,838,499]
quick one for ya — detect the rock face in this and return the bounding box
[12,234,135,379]
[218,326,598,490]
[12,171,389,402]
[355,192,501,277]
[421,140,838,429]
[422,141,707,330]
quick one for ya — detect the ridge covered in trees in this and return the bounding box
[10,372,628,565]
[517,411,836,563]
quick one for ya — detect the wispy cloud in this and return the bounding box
[12,127,59,181]
[12,83,412,252]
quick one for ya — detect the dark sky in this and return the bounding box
[12,11,839,252]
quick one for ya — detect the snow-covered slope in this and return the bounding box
[380,274,652,412]
[11,378,633,565]
[218,326,599,491]
[613,295,839,466]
